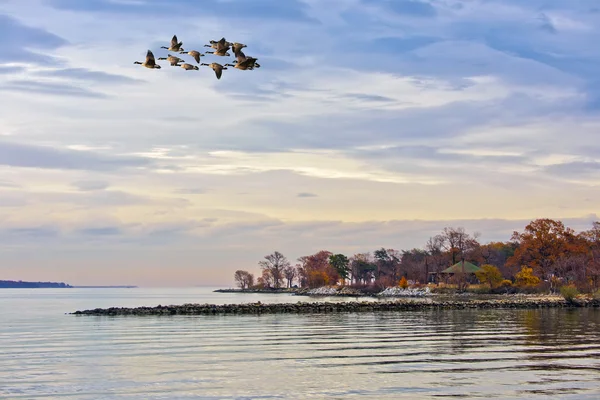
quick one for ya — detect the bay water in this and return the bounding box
[1,288,599,399]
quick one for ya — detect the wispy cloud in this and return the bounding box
[71,180,110,191]
[0,141,151,171]
[297,192,317,198]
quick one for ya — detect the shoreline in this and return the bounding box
[70,297,600,316]
[213,287,429,297]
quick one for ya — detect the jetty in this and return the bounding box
[71,297,600,316]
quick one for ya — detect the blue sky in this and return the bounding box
[0,0,599,286]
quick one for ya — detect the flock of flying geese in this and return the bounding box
[134,35,260,79]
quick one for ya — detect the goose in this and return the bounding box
[231,49,260,69]
[225,57,259,70]
[157,54,185,66]
[134,50,162,69]
[204,47,230,57]
[204,37,230,52]
[231,42,247,54]
[180,63,199,71]
[205,37,232,48]
[161,35,184,52]
[179,50,204,64]
[200,62,227,79]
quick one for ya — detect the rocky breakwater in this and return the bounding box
[70,297,600,316]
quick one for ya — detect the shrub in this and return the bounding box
[500,279,513,288]
[398,276,409,289]
[560,284,579,302]
[593,289,600,300]
[515,266,541,287]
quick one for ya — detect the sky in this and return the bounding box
[0,0,599,287]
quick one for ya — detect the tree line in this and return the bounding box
[234,219,600,293]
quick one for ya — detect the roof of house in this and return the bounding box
[441,261,481,274]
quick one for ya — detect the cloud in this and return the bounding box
[362,0,437,17]
[1,80,109,98]
[71,180,110,191]
[545,161,600,178]
[0,65,24,74]
[33,67,144,84]
[176,187,208,195]
[45,0,317,21]
[77,226,122,236]
[297,192,317,198]
[0,141,152,171]
[0,14,67,65]
[0,180,20,188]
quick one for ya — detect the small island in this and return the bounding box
[0,280,72,289]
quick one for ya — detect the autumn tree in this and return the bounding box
[507,219,586,281]
[515,266,541,287]
[400,248,428,283]
[258,251,289,289]
[328,254,350,285]
[478,241,518,278]
[234,270,254,290]
[256,269,273,289]
[581,221,600,290]
[475,265,503,289]
[297,250,337,288]
[283,265,296,288]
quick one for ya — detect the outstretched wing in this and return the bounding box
[216,40,230,52]
[171,35,178,48]
[214,64,223,79]
[145,50,156,66]
[193,52,200,64]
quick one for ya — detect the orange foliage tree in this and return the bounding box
[398,276,409,289]
[507,219,588,282]
[296,250,339,288]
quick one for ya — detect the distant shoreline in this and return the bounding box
[0,280,72,289]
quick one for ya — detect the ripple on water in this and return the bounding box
[1,289,600,399]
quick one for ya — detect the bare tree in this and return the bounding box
[258,251,290,289]
[234,270,254,290]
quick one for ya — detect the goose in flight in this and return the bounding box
[179,50,204,64]
[161,35,184,52]
[157,54,185,66]
[200,62,227,79]
[231,48,260,69]
[180,63,199,70]
[134,50,161,69]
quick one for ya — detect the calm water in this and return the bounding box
[1,288,599,399]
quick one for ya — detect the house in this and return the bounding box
[428,261,482,284]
